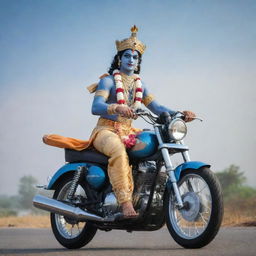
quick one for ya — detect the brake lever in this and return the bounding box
[174,112,203,122]
[192,117,203,122]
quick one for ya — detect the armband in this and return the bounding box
[95,90,109,100]
[142,94,155,107]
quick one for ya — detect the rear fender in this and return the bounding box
[47,163,88,190]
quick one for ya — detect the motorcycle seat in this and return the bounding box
[65,148,108,165]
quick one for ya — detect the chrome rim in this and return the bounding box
[55,181,86,239]
[169,173,212,239]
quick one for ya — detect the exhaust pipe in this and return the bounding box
[33,194,105,222]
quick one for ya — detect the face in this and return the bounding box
[120,49,139,73]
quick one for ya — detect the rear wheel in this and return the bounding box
[50,175,97,249]
[165,167,223,248]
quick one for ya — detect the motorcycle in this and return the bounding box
[33,110,223,249]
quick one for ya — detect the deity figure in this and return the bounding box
[43,26,195,217]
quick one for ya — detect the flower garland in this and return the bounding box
[113,69,142,110]
[122,134,137,148]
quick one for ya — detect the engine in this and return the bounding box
[133,161,167,212]
[132,161,157,210]
[102,161,167,216]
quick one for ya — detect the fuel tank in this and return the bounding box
[128,131,158,159]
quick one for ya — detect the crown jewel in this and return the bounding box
[115,25,146,55]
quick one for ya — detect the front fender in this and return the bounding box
[47,163,88,190]
[174,161,210,181]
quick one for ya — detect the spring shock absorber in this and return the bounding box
[67,166,85,200]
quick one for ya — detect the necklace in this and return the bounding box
[121,73,135,106]
[113,69,142,109]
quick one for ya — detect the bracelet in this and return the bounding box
[107,104,119,115]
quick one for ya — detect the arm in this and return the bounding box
[142,82,176,116]
[91,76,136,118]
[91,76,114,116]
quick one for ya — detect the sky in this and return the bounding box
[0,0,255,195]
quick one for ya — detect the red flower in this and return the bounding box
[135,88,143,92]
[117,99,125,104]
[116,88,124,93]
[123,134,137,148]
[134,97,142,102]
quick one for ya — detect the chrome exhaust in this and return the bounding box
[33,194,105,222]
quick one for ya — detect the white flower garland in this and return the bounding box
[113,69,142,110]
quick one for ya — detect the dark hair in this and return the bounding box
[108,49,142,75]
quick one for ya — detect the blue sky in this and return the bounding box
[0,0,255,194]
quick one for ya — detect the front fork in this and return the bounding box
[161,148,184,208]
[155,127,189,209]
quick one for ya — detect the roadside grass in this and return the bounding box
[222,197,256,227]
[0,214,50,228]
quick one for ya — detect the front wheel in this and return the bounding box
[50,175,97,249]
[165,167,223,248]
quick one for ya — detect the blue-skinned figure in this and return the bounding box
[43,26,195,217]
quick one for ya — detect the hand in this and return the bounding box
[116,105,137,119]
[182,110,196,122]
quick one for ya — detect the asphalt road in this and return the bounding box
[0,227,255,256]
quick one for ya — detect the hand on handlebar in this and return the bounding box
[116,105,137,119]
[182,110,196,122]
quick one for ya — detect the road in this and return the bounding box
[0,227,255,256]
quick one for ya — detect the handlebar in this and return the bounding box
[173,111,203,122]
[135,109,203,123]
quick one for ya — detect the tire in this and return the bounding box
[165,167,223,248]
[50,175,97,249]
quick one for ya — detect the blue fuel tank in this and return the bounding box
[128,131,159,159]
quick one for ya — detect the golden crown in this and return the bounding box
[115,25,146,55]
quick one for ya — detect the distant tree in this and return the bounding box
[0,195,13,209]
[0,195,20,209]
[216,165,256,199]
[216,165,245,189]
[18,175,38,209]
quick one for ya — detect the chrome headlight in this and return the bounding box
[168,119,187,141]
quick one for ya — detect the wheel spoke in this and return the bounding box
[186,179,194,192]
[70,226,73,237]
[196,185,207,194]
[54,181,86,239]
[168,172,213,239]
[199,212,208,225]
[77,223,81,232]
[194,222,199,235]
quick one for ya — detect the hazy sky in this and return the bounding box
[0,0,255,195]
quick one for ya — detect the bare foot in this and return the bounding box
[121,201,138,218]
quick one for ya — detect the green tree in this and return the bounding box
[216,165,256,199]
[18,175,38,209]
[0,195,20,209]
[0,195,13,209]
[216,165,245,189]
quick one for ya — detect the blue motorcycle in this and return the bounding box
[33,110,223,249]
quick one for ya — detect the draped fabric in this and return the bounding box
[43,117,141,151]
[43,117,141,204]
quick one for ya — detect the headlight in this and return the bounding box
[168,119,187,141]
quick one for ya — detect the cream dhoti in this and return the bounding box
[43,117,141,204]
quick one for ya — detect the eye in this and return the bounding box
[124,54,131,58]
[133,55,138,60]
